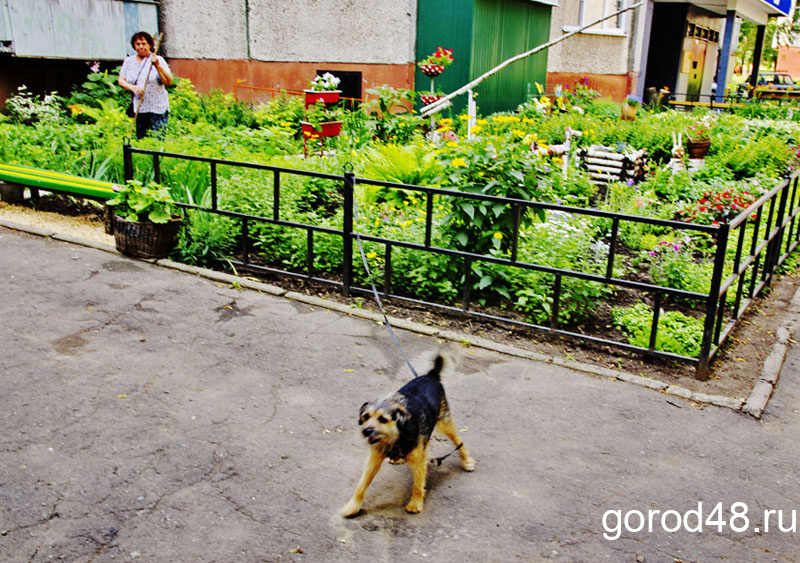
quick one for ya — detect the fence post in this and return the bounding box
[123,139,133,183]
[697,222,730,379]
[342,167,355,297]
[765,173,792,283]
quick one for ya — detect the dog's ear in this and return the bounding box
[358,402,369,424]
[392,405,409,426]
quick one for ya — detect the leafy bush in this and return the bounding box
[611,301,705,357]
[5,86,65,124]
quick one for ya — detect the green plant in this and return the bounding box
[418,47,454,69]
[107,180,178,223]
[5,86,65,124]
[362,86,421,143]
[612,301,705,357]
[65,65,126,114]
[303,100,345,131]
[308,72,341,92]
[645,238,712,294]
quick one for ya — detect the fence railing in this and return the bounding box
[122,142,800,379]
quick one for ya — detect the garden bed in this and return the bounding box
[3,74,800,381]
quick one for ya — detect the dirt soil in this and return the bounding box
[1,195,796,400]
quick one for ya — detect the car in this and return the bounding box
[757,72,796,89]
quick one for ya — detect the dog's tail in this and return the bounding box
[426,354,445,380]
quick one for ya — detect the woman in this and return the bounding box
[118,31,173,139]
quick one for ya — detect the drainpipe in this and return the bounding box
[245,0,251,60]
[634,0,654,98]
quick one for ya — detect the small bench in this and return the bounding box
[0,163,118,203]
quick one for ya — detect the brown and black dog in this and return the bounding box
[342,355,475,517]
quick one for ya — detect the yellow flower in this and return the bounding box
[459,114,471,121]
[67,104,83,115]
[511,129,525,137]
[446,141,459,148]
[439,118,453,126]
[522,117,535,124]
[552,156,563,166]
[477,119,488,125]
[366,252,377,259]
[451,157,467,167]
[470,125,483,135]
[493,232,503,240]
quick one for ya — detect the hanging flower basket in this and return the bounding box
[301,121,343,138]
[419,94,443,105]
[304,89,341,108]
[686,138,711,158]
[419,64,445,78]
[112,214,183,260]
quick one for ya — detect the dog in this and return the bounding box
[342,355,475,517]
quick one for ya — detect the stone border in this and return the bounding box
[2,216,794,416]
[741,287,800,418]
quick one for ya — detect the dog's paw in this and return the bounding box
[405,499,424,514]
[341,499,363,518]
[461,456,476,472]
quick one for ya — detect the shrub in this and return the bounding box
[611,301,705,357]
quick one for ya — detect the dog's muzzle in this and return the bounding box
[362,426,380,443]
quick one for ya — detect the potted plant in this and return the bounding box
[621,94,641,120]
[304,72,342,107]
[685,116,713,158]
[418,89,444,106]
[106,179,183,259]
[418,46,454,77]
[300,100,345,138]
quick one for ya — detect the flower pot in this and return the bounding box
[112,214,183,259]
[419,64,445,78]
[304,89,340,108]
[686,138,711,158]
[419,94,442,105]
[301,121,343,138]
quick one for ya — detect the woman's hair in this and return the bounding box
[130,31,154,50]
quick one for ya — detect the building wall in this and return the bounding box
[776,45,800,76]
[546,0,636,101]
[159,0,417,95]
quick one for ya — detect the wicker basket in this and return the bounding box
[112,214,182,259]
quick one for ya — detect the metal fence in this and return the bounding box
[123,142,800,379]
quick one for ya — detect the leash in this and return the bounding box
[432,443,462,466]
[347,164,419,379]
[348,166,465,465]
[354,231,420,379]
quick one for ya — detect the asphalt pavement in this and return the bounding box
[1,225,798,562]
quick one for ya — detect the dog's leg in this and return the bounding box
[436,416,475,471]
[404,443,428,513]
[342,448,385,517]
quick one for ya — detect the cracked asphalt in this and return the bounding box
[1,227,799,562]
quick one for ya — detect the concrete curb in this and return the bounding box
[0,217,788,415]
[741,284,800,419]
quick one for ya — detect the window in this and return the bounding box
[567,0,628,36]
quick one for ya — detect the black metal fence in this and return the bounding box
[123,142,800,379]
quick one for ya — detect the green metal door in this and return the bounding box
[415,0,475,114]
[471,0,551,115]
[416,0,551,115]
